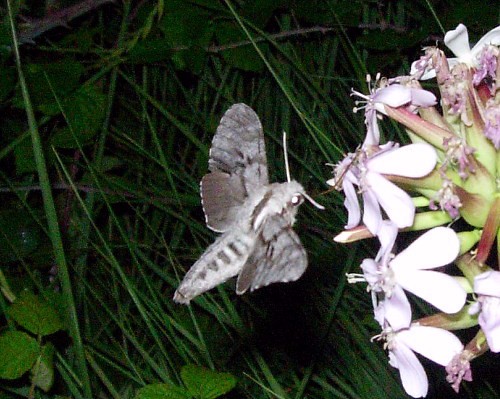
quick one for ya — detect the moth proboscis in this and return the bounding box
[173,103,323,304]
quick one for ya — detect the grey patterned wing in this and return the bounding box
[208,103,269,189]
[202,103,269,231]
[235,214,307,294]
[200,171,246,232]
[173,228,256,304]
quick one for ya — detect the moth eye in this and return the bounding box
[291,193,303,206]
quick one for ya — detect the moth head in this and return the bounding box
[282,131,324,211]
[281,181,324,212]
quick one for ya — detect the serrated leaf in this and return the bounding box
[0,331,39,379]
[31,343,55,392]
[8,291,63,336]
[181,365,237,399]
[135,383,191,399]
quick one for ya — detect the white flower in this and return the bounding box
[445,24,500,67]
[328,142,437,235]
[352,76,436,146]
[412,24,500,79]
[386,324,464,398]
[473,271,500,352]
[361,227,466,330]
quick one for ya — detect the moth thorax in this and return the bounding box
[251,181,305,230]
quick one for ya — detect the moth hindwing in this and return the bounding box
[174,103,312,304]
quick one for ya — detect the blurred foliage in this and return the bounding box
[0,0,498,398]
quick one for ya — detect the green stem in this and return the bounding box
[6,1,91,397]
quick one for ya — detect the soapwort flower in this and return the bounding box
[351,75,437,146]
[353,227,466,330]
[411,24,500,80]
[328,142,437,236]
[472,271,500,352]
[383,324,464,398]
[329,22,499,396]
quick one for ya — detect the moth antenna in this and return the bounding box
[283,131,291,183]
[303,192,325,210]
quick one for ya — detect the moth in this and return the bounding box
[173,103,323,304]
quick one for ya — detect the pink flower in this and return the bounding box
[359,227,466,330]
[412,24,500,80]
[473,271,500,352]
[328,142,437,236]
[386,324,464,398]
[352,76,436,146]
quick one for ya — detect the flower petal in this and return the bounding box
[375,221,398,263]
[390,227,460,270]
[398,325,463,366]
[478,296,500,352]
[363,108,381,146]
[367,143,437,177]
[470,25,500,57]
[373,84,412,107]
[410,88,437,107]
[362,187,383,234]
[384,285,412,330]
[444,24,471,60]
[389,343,428,398]
[395,269,466,313]
[366,171,415,228]
[474,271,500,297]
[342,177,361,229]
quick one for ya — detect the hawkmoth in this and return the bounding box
[173,103,323,304]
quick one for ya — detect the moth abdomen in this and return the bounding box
[173,230,255,304]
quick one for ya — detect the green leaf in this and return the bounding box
[135,383,191,399]
[181,365,237,399]
[50,85,107,148]
[0,331,39,379]
[31,343,55,392]
[159,1,213,48]
[8,290,64,336]
[12,60,84,113]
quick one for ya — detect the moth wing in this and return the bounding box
[173,229,256,304]
[200,171,246,232]
[236,214,307,294]
[208,103,269,190]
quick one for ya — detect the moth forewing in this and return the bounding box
[208,103,269,189]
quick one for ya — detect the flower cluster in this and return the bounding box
[329,24,500,398]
